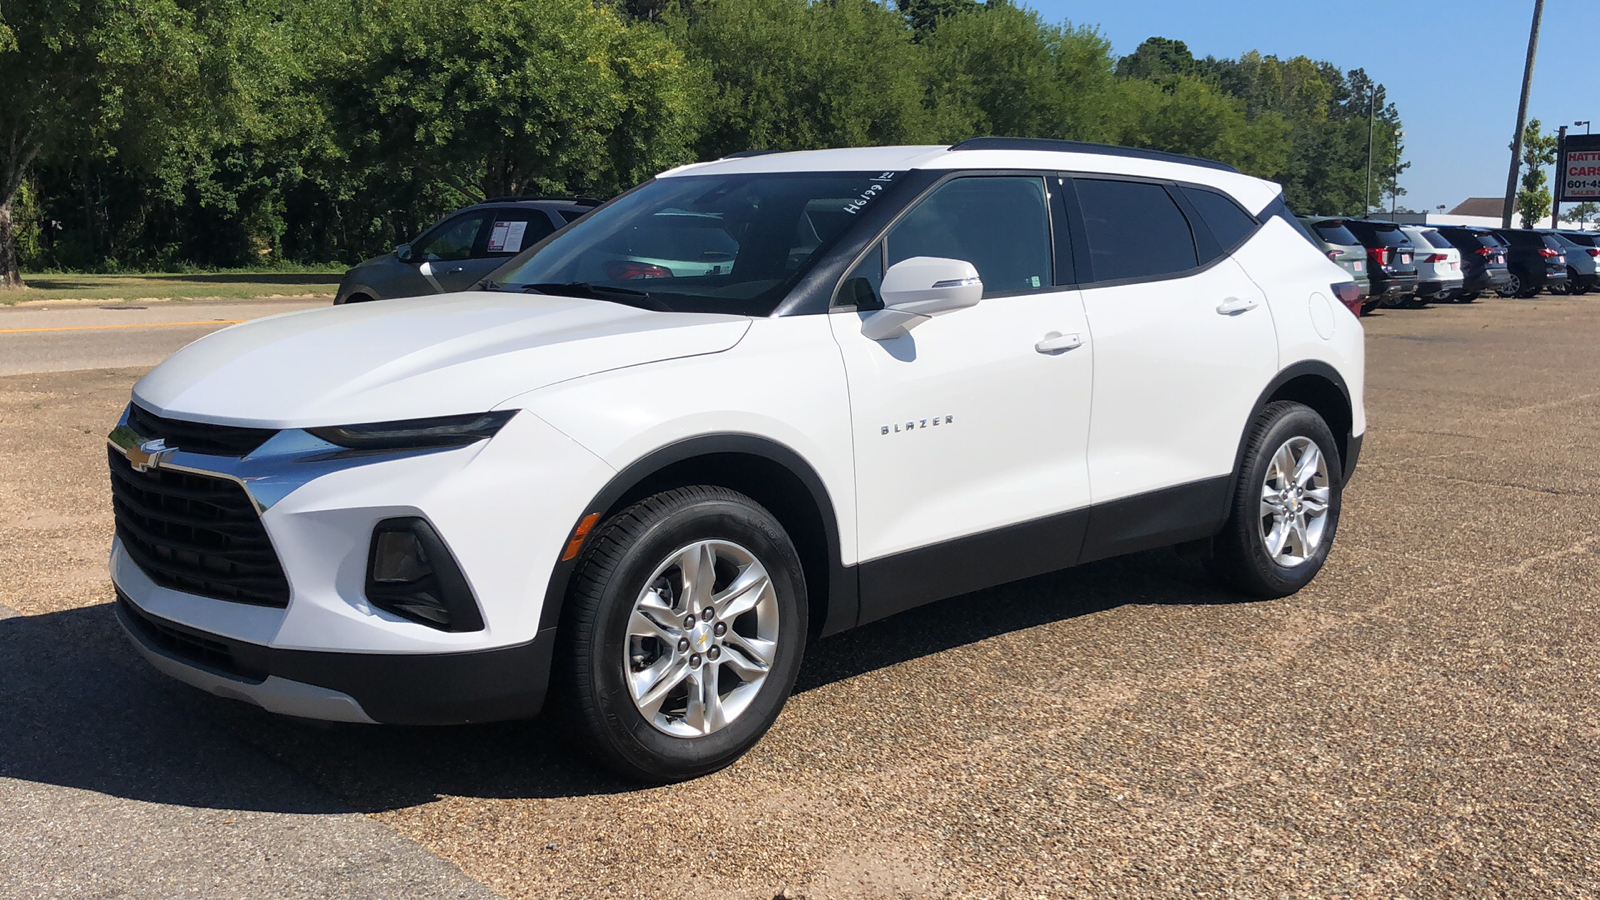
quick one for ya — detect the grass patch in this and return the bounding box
[4,271,344,305]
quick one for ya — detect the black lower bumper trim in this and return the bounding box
[116,592,554,725]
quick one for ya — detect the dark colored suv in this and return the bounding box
[336,197,601,304]
[1343,219,1419,308]
[1491,229,1568,297]
[1432,225,1512,301]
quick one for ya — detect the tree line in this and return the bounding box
[0,0,1407,289]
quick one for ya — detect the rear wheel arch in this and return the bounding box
[1229,362,1355,499]
[539,435,854,645]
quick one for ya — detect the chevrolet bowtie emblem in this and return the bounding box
[109,424,177,473]
[126,438,175,473]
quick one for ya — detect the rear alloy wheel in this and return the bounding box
[1210,401,1343,598]
[556,486,806,782]
[1499,273,1520,298]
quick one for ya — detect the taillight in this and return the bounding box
[1331,282,1365,317]
[1422,253,1447,263]
[1538,248,1557,258]
[1589,249,1600,259]
[1475,247,1496,257]
[1367,247,1390,266]
[1326,249,1341,261]
[603,260,673,280]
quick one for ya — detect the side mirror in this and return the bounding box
[394,243,413,262]
[861,256,982,341]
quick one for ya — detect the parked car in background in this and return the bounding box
[1299,216,1372,309]
[335,197,600,304]
[1431,225,1511,301]
[1543,231,1598,295]
[1343,219,1418,307]
[1398,226,1464,302]
[1491,229,1568,298]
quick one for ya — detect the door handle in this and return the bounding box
[1216,296,1260,315]
[1035,332,1083,354]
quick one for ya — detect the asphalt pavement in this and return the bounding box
[1,294,1598,898]
[0,299,329,376]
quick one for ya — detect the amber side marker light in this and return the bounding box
[562,513,602,561]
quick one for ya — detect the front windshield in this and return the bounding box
[486,171,903,315]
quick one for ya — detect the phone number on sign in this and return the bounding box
[1565,178,1600,196]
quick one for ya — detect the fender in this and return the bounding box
[537,433,857,640]
[1226,360,1357,513]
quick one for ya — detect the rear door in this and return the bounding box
[1067,176,1279,558]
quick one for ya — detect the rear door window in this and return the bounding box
[886,176,1053,297]
[481,210,557,258]
[1180,186,1258,251]
[1421,230,1454,249]
[1074,178,1197,282]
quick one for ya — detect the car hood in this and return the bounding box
[133,291,752,427]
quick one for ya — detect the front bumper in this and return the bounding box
[116,590,556,724]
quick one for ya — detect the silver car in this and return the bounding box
[1548,231,1599,295]
[335,198,598,304]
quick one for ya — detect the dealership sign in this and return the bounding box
[1558,133,1600,202]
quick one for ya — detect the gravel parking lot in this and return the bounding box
[2,295,1598,898]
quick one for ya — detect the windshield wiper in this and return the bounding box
[518,282,672,312]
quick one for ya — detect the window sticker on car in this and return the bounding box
[488,220,529,253]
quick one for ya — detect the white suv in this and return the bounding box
[108,139,1365,781]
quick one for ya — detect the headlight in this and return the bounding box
[307,410,516,451]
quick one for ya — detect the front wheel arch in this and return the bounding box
[538,435,854,649]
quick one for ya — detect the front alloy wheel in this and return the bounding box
[625,540,779,737]
[556,486,806,782]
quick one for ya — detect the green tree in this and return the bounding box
[1115,36,1199,81]
[922,5,1118,142]
[896,0,981,38]
[1562,201,1600,227]
[322,0,697,201]
[1516,119,1559,228]
[671,0,934,160]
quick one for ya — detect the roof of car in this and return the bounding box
[661,141,1281,215]
[468,196,601,209]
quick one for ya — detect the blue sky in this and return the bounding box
[1028,0,1593,212]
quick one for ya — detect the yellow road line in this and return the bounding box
[0,320,245,335]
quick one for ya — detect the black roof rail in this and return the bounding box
[947,137,1239,173]
[477,195,604,207]
[721,149,786,159]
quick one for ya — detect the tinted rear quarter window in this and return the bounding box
[1180,187,1258,250]
[1349,222,1409,248]
[1311,220,1360,246]
[1075,178,1197,282]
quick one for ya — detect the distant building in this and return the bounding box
[1366,196,1595,230]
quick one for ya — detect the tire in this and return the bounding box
[1209,401,1343,599]
[555,486,808,782]
[1456,292,1478,303]
[1550,274,1572,296]
[1498,273,1520,298]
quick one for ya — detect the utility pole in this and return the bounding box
[1366,85,1379,215]
[1502,0,1545,228]
[1392,130,1405,217]
[1554,124,1567,226]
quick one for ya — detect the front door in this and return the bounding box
[829,175,1095,622]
